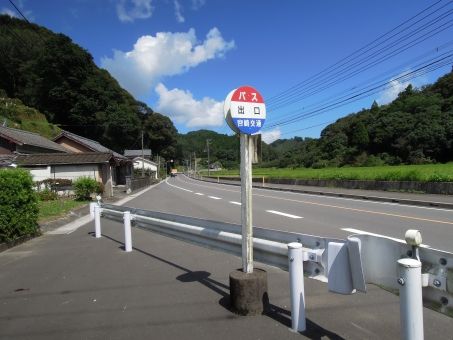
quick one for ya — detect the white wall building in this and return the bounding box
[133,157,158,179]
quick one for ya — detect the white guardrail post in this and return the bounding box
[288,242,306,332]
[94,205,101,238]
[397,258,424,340]
[123,211,133,252]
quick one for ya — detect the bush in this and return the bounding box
[0,168,39,243]
[73,177,101,200]
[37,189,58,201]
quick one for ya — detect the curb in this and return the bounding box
[46,181,164,235]
[191,176,453,210]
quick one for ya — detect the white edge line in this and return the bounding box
[195,193,204,196]
[341,228,430,247]
[266,210,303,219]
[166,178,193,192]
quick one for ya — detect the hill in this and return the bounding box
[0,92,60,139]
[0,15,177,158]
[266,71,453,168]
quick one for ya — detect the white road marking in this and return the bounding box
[229,201,241,205]
[165,179,193,192]
[182,174,453,213]
[266,210,303,219]
[195,193,204,196]
[208,196,222,200]
[340,228,430,247]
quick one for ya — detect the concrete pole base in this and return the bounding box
[229,268,268,316]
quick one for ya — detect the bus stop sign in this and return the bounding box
[228,86,266,135]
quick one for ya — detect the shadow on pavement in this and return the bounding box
[97,232,345,339]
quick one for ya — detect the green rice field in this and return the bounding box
[201,163,453,182]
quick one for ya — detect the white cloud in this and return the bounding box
[1,8,18,18]
[116,0,153,23]
[191,0,206,10]
[261,128,281,144]
[155,83,224,127]
[378,74,413,105]
[174,0,185,23]
[101,27,234,97]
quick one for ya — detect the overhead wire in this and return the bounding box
[266,0,451,107]
[264,46,453,128]
[263,53,453,131]
[267,12,453,112]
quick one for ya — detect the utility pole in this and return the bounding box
[141,130,145,177]
[206,139,211,176]
[157,154,160,179]
[194,152,197,174]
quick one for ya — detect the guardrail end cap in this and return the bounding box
[288,242,302,249]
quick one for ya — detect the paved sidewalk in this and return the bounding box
[1,211,452,339]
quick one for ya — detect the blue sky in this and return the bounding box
[2,0,452,142]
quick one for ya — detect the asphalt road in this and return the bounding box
[132,175,453,252]
[2,179,453,339]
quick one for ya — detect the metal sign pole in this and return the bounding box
[240,133,253,273]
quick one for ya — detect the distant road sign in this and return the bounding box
[225,86,266,135]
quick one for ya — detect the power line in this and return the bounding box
[8,0,30,23]
[263,54,453,131]
[264,46,453,127]
[267,13,453,112]
[266,0,450,106]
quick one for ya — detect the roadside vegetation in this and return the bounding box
[38,199,88,222]
[201,163,453,182]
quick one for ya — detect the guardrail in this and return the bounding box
[91,203,453,338]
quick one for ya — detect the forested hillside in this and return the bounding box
[0,15,177,158]
[269,71,453,168]
[179,71,453,170]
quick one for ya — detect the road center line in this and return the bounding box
[266,210,303,219]
[208,196,222,200]
[195,193,204,196]
[229,201,241,205]
[340,228,430,247]
[180,176,453,225]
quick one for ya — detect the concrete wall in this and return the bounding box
[28,166,52,182]
[27,164,100,182]
[213,176,453,195]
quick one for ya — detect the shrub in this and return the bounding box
[73,177,101,200]
[0,168,39,243]
[37,188,58,201]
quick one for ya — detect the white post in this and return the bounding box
[240,134,253,273]
[397,258,424,340]
[94,205,101,238]
[288,242,306,332]
[123,211,132,252]
[90,202,96,219]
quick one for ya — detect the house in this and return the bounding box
[0,126,68,154]
[53,130,132,185]
[14,152,117,197]
[124,149,152,160]
[132,157,158,179]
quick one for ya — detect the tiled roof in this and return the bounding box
[15,152,114,166]
[0,126,68,152]
[0,155,16,167]
[54,130,126,160]
[124,149,152,157]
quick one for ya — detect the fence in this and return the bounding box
[125,176,155,192]
[91,203,453,338]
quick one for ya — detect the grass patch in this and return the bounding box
[202,163,453,182]
[38,199,89,222]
